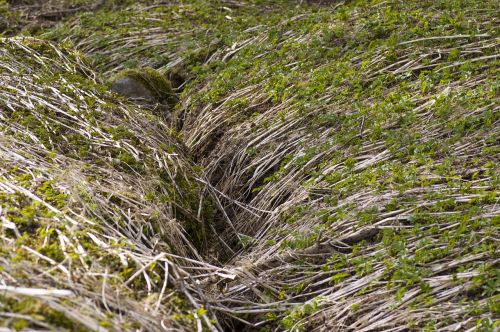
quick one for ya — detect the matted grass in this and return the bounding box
[0,36,230,331]
[0,0,498,331]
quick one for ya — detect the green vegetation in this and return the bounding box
[112,68,175,97]
[0,37,212,330]
[110,67,178,109]
[0,0,498,331]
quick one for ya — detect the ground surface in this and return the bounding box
[0,0,499,331]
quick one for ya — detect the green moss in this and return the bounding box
[111,67,178,106]
[1,296,88,331]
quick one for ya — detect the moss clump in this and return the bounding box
[1,296,88,332]
[111,67,178,108]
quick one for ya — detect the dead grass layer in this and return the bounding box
[0,0,499,331]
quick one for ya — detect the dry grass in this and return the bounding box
[0,37,234,331]
[1,0,499,331]
[179,2,499,330]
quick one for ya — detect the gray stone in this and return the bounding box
[110,76,155,102]
[109,68,178,121]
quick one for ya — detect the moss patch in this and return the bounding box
[110,67,178,113]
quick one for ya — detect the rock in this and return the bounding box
[110,67,178,119]
[111,76,155,100]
